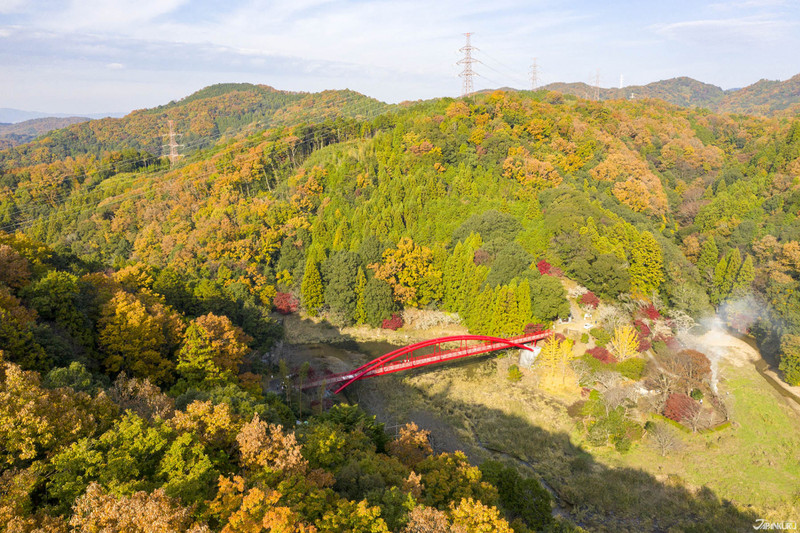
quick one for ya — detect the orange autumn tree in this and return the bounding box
[502,146,562,191]
[590,147,668,214]
[176,313,253,389]
[70,482,208,533]
[450,497,512,533]
[98,291,184,385]
[371,238,442,307]
[386,422,433,468]
[211,478,317,533]
[0,244,31,289]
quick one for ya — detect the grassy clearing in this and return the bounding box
[359,354,797,531]
[599,362,800,519]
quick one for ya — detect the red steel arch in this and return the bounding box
[304,331,550,393]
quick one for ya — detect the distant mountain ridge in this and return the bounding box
[0,108,123,123]
[541,74,800,116]
[0,116,90,149]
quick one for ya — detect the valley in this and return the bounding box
[2,82,800,531]
[279,300,800,532]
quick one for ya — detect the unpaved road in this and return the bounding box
[687,325,800,408]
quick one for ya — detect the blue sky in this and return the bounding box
[1,0,798,114]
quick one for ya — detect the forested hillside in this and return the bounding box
[0,83,389,170]
[2,84,800,530]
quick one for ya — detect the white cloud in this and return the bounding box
[2,0,799,112]
[654,15,793,43]
[710,0,787,10]
[34,0,191,31]
[0,0,27,14]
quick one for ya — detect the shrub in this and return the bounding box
[633,319,651,337]
[614,435,632,452]
[653,336,682,355]
[473,249,491,266]
[536,259,552,275]
[381,313,404,331]
[637,338,652,352]
[702,421,731,433]
[524,323,544,335]
[690,388,704,401]
[652,340,670,357]
[580,333,589,344]
[586,346,617,364]
[580,353,607,375]
[616,357,646,380]
[642,304,660,320]
[579,291,600,309]
[274,292,299,315]
[589,327,611,346]
[508,364,523,382]
[664,336,681,351]
[664,393,699,423]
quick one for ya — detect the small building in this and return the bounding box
[519,345,542,369]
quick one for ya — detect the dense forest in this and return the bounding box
[2,82,800,530]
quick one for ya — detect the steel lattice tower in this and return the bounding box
[458,33,478,97]
[162,120,183,167]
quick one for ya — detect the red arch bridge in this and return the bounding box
[303,331,551,394]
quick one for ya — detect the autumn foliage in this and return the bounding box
[273,292,299,315]
[524,323,545,335]
[664,393,700,423]
[587,346,617,364]
[536,259,552,275]
[381,313,404,331]
[579,291,600,309]
[4,75,800,530]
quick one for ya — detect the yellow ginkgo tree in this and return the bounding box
[608,325,639,361]
[536,336,578,392]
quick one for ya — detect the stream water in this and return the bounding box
[731,333,800,407]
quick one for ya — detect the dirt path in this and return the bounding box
[685,325,800,409]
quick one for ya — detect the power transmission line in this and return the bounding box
[457,33,478,97]
[475,72,506,90]
[593,69,601,101]
[6,121,374,234]
[2,94,393,234]
[1,91,389,227]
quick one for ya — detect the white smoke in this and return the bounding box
[687,316,726,393]
[678,296,770,394]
